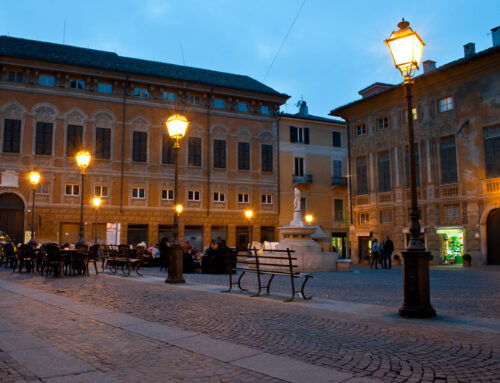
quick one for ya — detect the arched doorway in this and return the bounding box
[0,193,25,243]
[487,209,500,265]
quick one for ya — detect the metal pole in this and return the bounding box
[248,219,251,248]
[173,143,179,244]
[94,207,98,244]
[79,171,85,243]
[31,187,36,241]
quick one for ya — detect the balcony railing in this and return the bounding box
[378,192,393,204]
[405,188,426,200]
[292,174,313,184]
[483,178,500,193]
[439,184,461,199]
[331,176,347,186]
[356,196,370,206]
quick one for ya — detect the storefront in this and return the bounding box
[436,227,464,264]
[331,232,347,258]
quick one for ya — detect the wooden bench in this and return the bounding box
[104,245,143,277]
[223,248,313,302]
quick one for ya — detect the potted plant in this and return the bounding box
[429,253,434,265]
[363,254,371,265]
[463,253,472,267]
[393,254,401,266]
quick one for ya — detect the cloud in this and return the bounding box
[144,0,170,18]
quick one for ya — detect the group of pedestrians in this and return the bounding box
[370,235,394,269]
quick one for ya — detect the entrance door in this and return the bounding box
[487,209,500,265]
[332,232,347,258]
[359,237,370,262]
[0,193,24,243]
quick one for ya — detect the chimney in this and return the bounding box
[492,26,500,47]
[423,60,436,74]
[464,43,475,58]
[298,101,308,117]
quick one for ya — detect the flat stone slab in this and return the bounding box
[233,352,352,383]
[64,303,113,316]
[92,312,149,328]
[169,334,262,362]
[0,316,20,332]
[0,329,48,351]
[44,370,122,383]
[123,321,197,342]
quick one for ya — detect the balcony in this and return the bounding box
[292,174,313,185]
[405,188,426,200]
[331,176,347,187]
[439,184,461,199]
[378,192,393,204]
[356,195,370,206]
[483,178,500,193]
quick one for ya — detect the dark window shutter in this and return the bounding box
[356,157,368,195]
[35,122,53,155]
[290,126,297,143]
[188,137,202,166]
[96,127,111,160]
[377,151,391,193]
[440,136,458,184]
[238,142,250,170]
[485,136,500,177]
[304,127,310,144]
[66,125,82,157]
[332,131,341,147]
[162,135,175,164]
[261,144,273,172]
[213,139,226,168]
[3,119,21,153]
[133,131,147,162]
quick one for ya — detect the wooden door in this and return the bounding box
[487,209,500,265]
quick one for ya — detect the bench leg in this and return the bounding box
[135,263,143,276]
[300,275,313,300]
[263,274,275,295]
[237,271,249,292]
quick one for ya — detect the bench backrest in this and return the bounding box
[226,247,297,275]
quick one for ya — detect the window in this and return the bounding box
[334,199,344,222]
[162,91,175,102]
[356,124,366,137]
[376,117,389,130]
[132,187,145,199]
[262,194,272,204]
[188,190,200,201]
[65,184,80,196]
[35,122,53,155]
[8,71,24,82]
[188,137,202,167]
[213,98,225,109]
[238,102,248,112]
[290,126,309,144]
[403,108,418,122]
[97,83,112,94]
[162,135,175,165]
[94,185,109,198]
[188,95,201,105]
[484,125,500,178]
[261,144,273,172]
[358,212,369,225]
[380,209,393,224]
[66,124,82,157]
[95,127,111,160]
[405,145,421,188]
[238,142,250,170]
[70,79,85,90]
[161,189,174,200]
[332,131,341,147]
[378,151,391,193]
[36,183,50,194]
[238,193,249,203]
[213,139,226,168]
[261,105,270,115]
[333,160,343,178]
[132,131,147,162]
[438,96,454,113]
[294,157,304,177]
[39,75,55,87]
[444,204,460,222]
[3,119,21,153]
[213,192,225,202]
[134,88,149,98]
[300,197,307,216]
[440,136,458,184]
[356,156,368,195]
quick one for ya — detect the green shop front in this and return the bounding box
[436,227,464,264]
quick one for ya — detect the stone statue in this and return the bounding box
[293,187,301,212]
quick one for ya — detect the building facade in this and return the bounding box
[278,102,348,256]
[0,36,288,250]
[331,30,500,266]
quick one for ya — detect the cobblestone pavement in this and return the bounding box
[0,266,499,383]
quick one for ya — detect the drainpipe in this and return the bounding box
[120,75,129,213]
[277,115,281,218]
[206,88,213,217]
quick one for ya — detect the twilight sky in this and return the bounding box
[1,0,498,117]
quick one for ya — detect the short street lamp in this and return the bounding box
[76,150,91,244]
[245,209,253,248]
[92,197,101,244]
[165,114,189,284]
[29,171,40,242]
[385,19,436,318]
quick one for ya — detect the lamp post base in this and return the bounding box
[165,244,185,284]
[398,250,436,318]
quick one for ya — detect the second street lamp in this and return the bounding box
[385,19,436,318]
[29,171,40,242]
[76,150,91,245]
[92,196,101,244]
[245,209,253,248]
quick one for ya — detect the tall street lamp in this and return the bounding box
[165,114,189,284]
[29,171,40,242]
[76,150,91,244]
[92,196,101,244]
[245,209,253,248]
[385,19,436,318]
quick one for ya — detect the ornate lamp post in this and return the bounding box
[76,150,91,244]
[29,171,40,242]
[92,197,101,244]
[385,19,436,318]
[165,114,188,284]
[245,209,253,248]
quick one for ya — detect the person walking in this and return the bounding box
[370,239,380,269]
[379,240,386,268]
[384,235,394,269]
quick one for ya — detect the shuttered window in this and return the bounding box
[377,151,391,193]
[290,126,309,144]
[238,142,250,170]
[213,139,226,168]
[162,135,175,164]
[440,136,458,184]
[332,131,341,147]
[66,125,82,157]
[132,131,147,162]
[35,122,53,155]
[405,144,421,188]
[356,156,368,195]
[484,126,500,178]
[334,199,344,221]
[261,144,273,172]
[3,119,21,153]
[95,127,111,160]
[188,137,202,167]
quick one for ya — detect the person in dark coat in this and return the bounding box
[159,237,169,271]
[384,235,394,269]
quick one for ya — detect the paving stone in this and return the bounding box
[43,370,122,383]
[123,321,197,342]
[0,329,48,351]
[91,312,149,328]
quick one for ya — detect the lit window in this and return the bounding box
[213,192,225,202]
[97,83,112,94]
[36,183,50,194]
[162,91,176,102]
[132,187,145,199]
[213,98,225,109]
[188,190,200,201]
[438,96,454,113]
[70,79,85,90]
[261,105,270,115]
[238,193,249,203]
[238,102,248,112]
[262,194,272,204]
[134,88,149,98]
[161,189,174,200]
[65,184,80,196]
[94,185,109,198]
[39,75,55,87]
[188,95,201,105]
[356,124,366,137]
[358,212,369,225]
[403,108,418,122]
[376,117,389,130]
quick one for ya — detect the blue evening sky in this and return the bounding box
[1,0,498,117]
